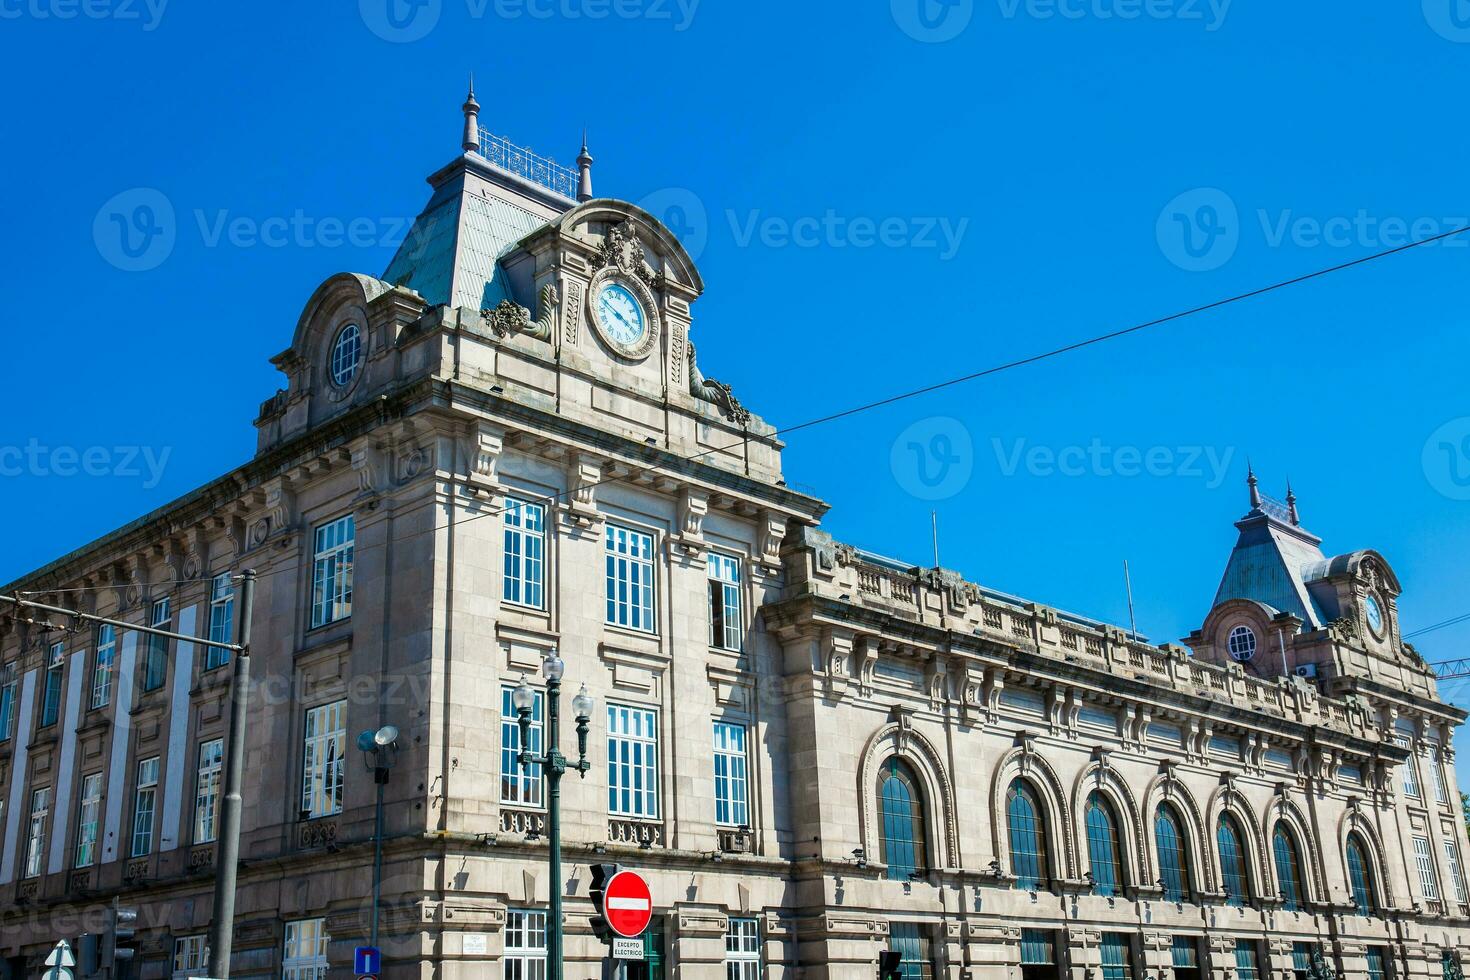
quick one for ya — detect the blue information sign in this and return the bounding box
[355,946,381,975]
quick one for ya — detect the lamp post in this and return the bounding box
[357,724,400,950]
[514,650,594,980]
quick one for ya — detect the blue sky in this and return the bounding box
[2,1,1469,785]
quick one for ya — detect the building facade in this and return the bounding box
[0,93,1466,980]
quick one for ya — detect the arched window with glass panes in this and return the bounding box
[1007,780,1050,891]
[1217,815,1251,907]
[1346,834,1377,916]
[1155,804,1190,902]
[877,758,927,881]
[1273,823,1306,912]
[1084,792,1126,897]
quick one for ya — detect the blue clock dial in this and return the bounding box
[595,282,647,347]
[1365,596,1383,633]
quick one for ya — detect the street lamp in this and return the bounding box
[515,649,593,980]
[357,724,400,951]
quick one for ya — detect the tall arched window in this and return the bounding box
[877,758,926,881]
[1007,779,1050,891]
[1155,804,1189,902]
[1273,823,1305,912]
[1346,834,1377,916]
[1217,815,1250,907]
[1085,792,1126,897]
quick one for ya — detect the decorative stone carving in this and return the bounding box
[594,221,657,284]
[673,487,708,555]
[481,283,558,342]
[757,510,787,570]
[563,280,582,345]
[563,453,602,528]
[688,343,752,424]
[263,477,296,537]
[351,440,387,497]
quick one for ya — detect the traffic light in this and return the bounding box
[102,902,139,980]
[588,863,623,940]
[879,951,903,980]
[76,933,100,978]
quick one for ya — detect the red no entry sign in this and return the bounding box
[602,870,653,938]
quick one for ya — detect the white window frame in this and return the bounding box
[0,664,15,741]
[708,552,743,651]
[194,739,224,844]
[1445,839,1468,904]
[172,934,210,979]
[503,498,547,610]
[605,524,656,633]
[1432,751,1451,806]
[713,721,749,828]
[41,641,65,726]
[143,597,171,692]
[1397,737,1421,799]
[503,909,548,980]
[1414,835,1440,900]
[24,786,49,879]
[311,515,355,629]
[282,917,330,980]
[301,701,346,820]
[92,624,116,709]
[726,916,761,980]
[607,704,659,818]
[501,686,544,807]
[132,756,160,857]
[75,772,103,868]
[207,572,234,667]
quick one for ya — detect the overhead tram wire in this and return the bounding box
[7,221,1470,600]
[1404,612,1470,640]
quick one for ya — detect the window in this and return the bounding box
[1085,792,1125,897]
[1006,779,1049,891]
[132,757,160,856]
[1019,929,1057,980]
[1397,737,1421,799]
[172,934,209,979]
[1233,941,1260,980]
[713,722,748,827]
[194,739,224,843]
[1155,805,1189,902]
[725,918,760,980]
[41,641,65,726]
[330,323,362,388]
[708,553,742,650]
[607,704,658,818]
[1100,934,1134,980]
[1347,834,1377,915]
[877,758,926,881]
[1227,625,1257,661]
[144,598,171,692]
[605,524,655,632]
[1432,751,1451,806]
[92,625,116,709]
[1366,947,1388,980]
[0,664,15,741]
[503,498,546,609]
[311,515,355,628]
[888,923,933,980]
[1217,815,1249,907]
[1171,937,1201,980]
[1291,943,1315,980]
[1413,836,1439,900]
[24,786,49,878]
[282,917,330,980]
[1444,839,1467,903]
[501,686,544,807]
[207,572,234,668]
[75,773,103,868]
[503,909,548,980]
[301,701,346,819]
[1273,823,1305,911]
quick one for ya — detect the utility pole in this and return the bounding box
[208,568,255,979]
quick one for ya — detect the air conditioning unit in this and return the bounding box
[1294,663,1318,679]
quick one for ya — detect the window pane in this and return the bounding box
[1086,793,1124,897]
[501,687,545,806]
[713,722,749,827]
[1007,780,1048,890]
[1218,817,1248,906]
[608,705,659,818]
[1273,824,1304,911]
[878,758,925,881]
[1156,806,1188,902]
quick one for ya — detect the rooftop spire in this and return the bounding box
[1247,462,1262,509]
[1286,480,1300,526]
[461,77,481,154]
[576,130,594,202]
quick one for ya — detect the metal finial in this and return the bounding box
[576,129,594,202]
[462,78,481,154]
[1247,462,1262,509]
[1286,480,1300,526]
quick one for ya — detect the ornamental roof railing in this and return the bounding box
[476,128,577,200]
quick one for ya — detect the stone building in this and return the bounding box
[0,91,1466,980]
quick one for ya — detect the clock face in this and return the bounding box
[594,282,647,349]
[1365,596,1383,633]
